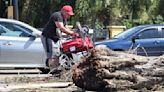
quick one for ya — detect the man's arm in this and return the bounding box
[55,22,74,36]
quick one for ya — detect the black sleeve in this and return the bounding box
[51,12,63,22]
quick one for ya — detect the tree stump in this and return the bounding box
[72,45,164,92]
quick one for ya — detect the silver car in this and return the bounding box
[0,18,51,73]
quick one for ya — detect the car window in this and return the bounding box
[137,28,159,39]
[113,26,143,39]
[0,25,3,32]
[0,25,5,35]
[0,22,32,37]
[0,25,21,37]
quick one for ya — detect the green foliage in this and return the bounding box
[0,0,9,18]
[121,19,133,28]
[118,0,163,28]
[157,0,164,17]
[20,0,76,28]
[2,0,164,29]
[121,15,164,29]
[153,15,164,24]
[74,0,95,27]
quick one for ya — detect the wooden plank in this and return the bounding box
[0,74,52,79]
[6,82,73,90]
[0,69,41,74]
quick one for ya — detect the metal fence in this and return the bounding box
[91,29,109,42]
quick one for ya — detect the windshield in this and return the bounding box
[113,26,143,39]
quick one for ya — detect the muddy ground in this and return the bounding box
[0,70,83,92]
[0,65,163,92]
[0,46,164,92]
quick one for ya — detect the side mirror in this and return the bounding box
[29,33,40,40]
[29,35,36,40]
[131,36,139,43]
[32,32,40,37]
[131,37,136,43]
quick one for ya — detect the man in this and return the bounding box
[41,5,78,70]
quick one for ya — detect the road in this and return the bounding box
[0,68,85,92]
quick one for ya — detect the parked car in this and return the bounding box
[95,24,164,56]
[0,18,55,73]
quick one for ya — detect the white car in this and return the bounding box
[0,18,56,73]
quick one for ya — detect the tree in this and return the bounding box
[74,0,115,28]
[119,0,159,27]
[157,0,164,17]
[17,0,163,28]
[20,0,76,28]
[0,0,10,18]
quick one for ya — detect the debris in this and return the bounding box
[72,45,164,91]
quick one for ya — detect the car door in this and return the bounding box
[132,27,161,56]
[0,23,44,67]
[159,27,164,55]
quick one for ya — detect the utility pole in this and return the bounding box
[13,0,19,20]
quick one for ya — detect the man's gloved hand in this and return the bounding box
[71,32,79,37]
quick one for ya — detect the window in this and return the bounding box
[0,25,5,35]
[0,22,32,37]
[0,25,21,37]
[137,28,159,39]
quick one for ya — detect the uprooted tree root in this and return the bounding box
[72,45,164,92]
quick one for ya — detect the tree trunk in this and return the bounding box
[72,45,164,92]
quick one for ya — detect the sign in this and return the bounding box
[8,6,13,19]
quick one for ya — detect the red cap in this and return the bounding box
[62,5,74,16]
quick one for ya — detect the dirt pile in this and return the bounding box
[72,45,164,92]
